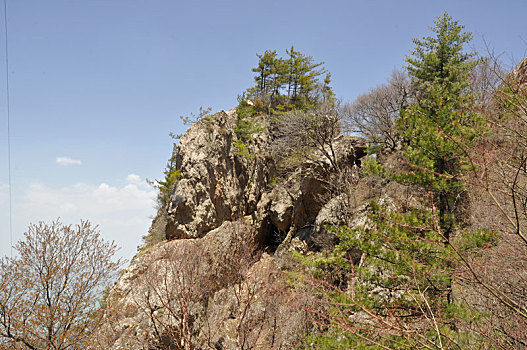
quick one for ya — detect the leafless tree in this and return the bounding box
[273,102,366,228]
[273,103,341,173]
[203,223,297,350]
[286,57,527,348]
[469,58,505,111]
[214,224,278,350]
[128,222,299,350]
[136,240,215,350]
[455,55,527,347]
[340,70,410,151]
[0,220,122,350]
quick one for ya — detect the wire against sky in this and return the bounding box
[3,0,12,257]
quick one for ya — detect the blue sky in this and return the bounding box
[0,0,526,261]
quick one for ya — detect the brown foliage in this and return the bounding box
[0,220,122,350]
[459,55,527,347]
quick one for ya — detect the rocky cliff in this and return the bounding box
[91,108,368,349]
[90,57,527,350]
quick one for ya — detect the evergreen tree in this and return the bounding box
[407,13,474,96]
[251,50,278,97]
[285,45,299,101]
[268,55,288,101]
[399,12,482,241]
[302,14,492,348]
[321,72,336,104]
[289,50,325,105]
[248,47,328,111]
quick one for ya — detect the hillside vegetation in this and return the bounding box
[1,12,527,350]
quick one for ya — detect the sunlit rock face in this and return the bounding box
[91,108,368,349]
[165,109,274,240]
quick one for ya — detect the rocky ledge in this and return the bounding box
[91,108,368,349]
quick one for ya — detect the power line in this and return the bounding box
[3,0,12,257]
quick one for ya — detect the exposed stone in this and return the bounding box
[309,195,348,250]
[512,57,527,87]
[201,254,309,349]
[93,108,369,349]
[165,110,274,239]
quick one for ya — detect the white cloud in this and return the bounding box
[126,173,142,185]
[126,173,153,191]
[56,156,82,166]
[24,178,156,217]
[0,175,157,261]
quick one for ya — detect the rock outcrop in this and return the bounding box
[92,108,368,349]
[165,110,274,240]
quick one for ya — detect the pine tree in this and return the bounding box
[268,56,288,100]
[398,12,481,241]
[248,47,330,111]
[321,72,335,104]
[290,50,325,106]
[285,45,299,101]
[251,50,278,97]
[302,14,492,348]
